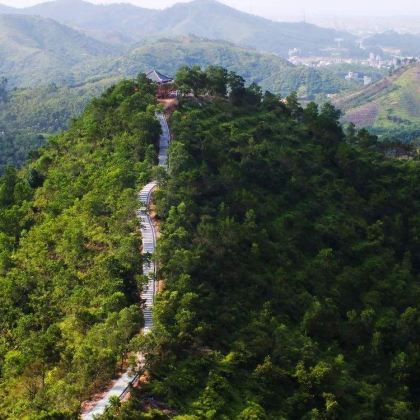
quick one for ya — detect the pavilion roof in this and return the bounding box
[146,70,173,84]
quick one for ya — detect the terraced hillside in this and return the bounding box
[333,64,420,142]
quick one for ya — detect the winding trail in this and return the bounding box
[81,113,170,419]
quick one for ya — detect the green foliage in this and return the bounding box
[175,65,207,97]
[0,77,120,174]
[174,65,261,107]
[2,65,418,418]
[129,78,420,418]
[0,74,160,418]
[118,37,351,100]
[204,66,229,97]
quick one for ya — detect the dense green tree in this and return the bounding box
[1,67,419,419]
[125,75,420,418]
[204,66,229,97]
[0,77,7,102]
[175,65,207,97]
[0,74,160,418]
[227,71,247,105]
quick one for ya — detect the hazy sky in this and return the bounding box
[2,0,420,18]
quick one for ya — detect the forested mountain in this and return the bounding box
[334,63,420,142]
[136,0,358,57]
[5,0,419,59]
[19,0,154,38]
[25,0,146,23]
[0,14,118,87]
[121,69,420,419]
[0,0,359,57]
[1,68,420,418]
[0,19,351,95]
[0,75,161,417]
[22,0,151,44]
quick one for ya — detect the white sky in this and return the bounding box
[2,0,420,18]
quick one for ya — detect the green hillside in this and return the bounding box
[0,75,161,417]
[108,37,351,98]
[0,36,354,173]
[334,64,420,142]
[124,70,420,419]
[0,14,118,87]
[0,77,119,171]
[1,68,420,419]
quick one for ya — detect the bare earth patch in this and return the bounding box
[342,103,379,127]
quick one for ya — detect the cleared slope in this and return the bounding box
[334,64,420,141]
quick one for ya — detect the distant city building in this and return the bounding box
[345,71,360,81]
[363,76,372,86]
[392,57,402,67]
[344,72,372,85]
[288,47,301,57]
[287,51,418,72]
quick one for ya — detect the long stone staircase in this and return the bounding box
[81,113,170,419]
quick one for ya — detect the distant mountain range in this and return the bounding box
[0,0,360,57]
[1,0,418,60]
[0,12,353,98]
[333,64,420,142]
[0,14,118,86]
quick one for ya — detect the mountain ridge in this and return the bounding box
[0,0,358,57]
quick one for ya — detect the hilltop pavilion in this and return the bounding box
[146,70,174,98]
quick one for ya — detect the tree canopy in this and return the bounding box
[123,74,420,419]
[0,74,161,418]
[1,67,420,419]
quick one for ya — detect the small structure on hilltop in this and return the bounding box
[146,70,174,99]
